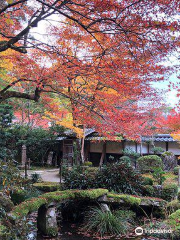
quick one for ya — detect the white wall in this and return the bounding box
[168,142,180,155]
[89,141,180,156]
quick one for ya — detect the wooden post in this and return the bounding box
[178,168,180,187]
[99,142,106,169]
[81,125,86,164]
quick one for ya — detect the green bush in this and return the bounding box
[95,162,144,194]
[10,187,41,205]
[142,177,153,186]
[31,172,42,183]
[167,200,180,214]
[63,166,95,190]
[152,167,166,185]
[144,221,173,239]
[63,162,144,195]
[83,161,93,167]
[137,155,163,173]
[161,184,178,201]
[168,209,180,230]
[119,156,131,166]
[10,189,27,205]
[83,207,135,237]
[174,166,180,175]
[142,185,155,197]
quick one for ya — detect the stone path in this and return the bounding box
[22,168,60,182]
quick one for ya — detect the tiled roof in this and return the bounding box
[142,134,178,142]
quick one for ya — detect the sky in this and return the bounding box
[31,15,180,109]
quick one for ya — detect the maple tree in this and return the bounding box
[0,0,179,141]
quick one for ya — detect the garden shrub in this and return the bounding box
[63,162,144,194]
[137,155,163,173]
[174,166,180,175]
[161,184,178,201]
[144,221,174,239]
[142,177,153,186]
[142,185,155,197]
[168,209,180,230]
[95,162,144,194]
[10,187,41,205]
[167,200,180,214]
[119,156,131,166]
[152,167,166,185]
[162,151,177,171]
[63,166,95,190]
[31,172,42,183]
[10,189,27,205]
[83,161,93,167]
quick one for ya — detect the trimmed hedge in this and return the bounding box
[137,155,163,173]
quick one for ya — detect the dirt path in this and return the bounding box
[22,168,60,182]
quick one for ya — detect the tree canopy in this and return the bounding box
[0,0,179,139]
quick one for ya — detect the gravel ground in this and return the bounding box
[21,168,60,182]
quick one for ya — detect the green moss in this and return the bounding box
[10,189,27,204]
[10,189,108,220]
[33,182,62,192]
[107,193,141,206]
[168,209,180,230]
[46,226,58,237]
[74,189,109,199]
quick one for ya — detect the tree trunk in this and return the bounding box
[99,142,106,169]
[80,125,86,164]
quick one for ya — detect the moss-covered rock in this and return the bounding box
[107,193,141,206]
[33,182,62,192]
[10,189,108,219]
[105,193,166,208]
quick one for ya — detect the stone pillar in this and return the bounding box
[21,145,27,167]
[37,203,58,237]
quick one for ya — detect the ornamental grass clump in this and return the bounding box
[83,207,135,237]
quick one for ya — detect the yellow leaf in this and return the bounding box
[5,18,14,25]
[7,0,13,4]
[3,179,6,186]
